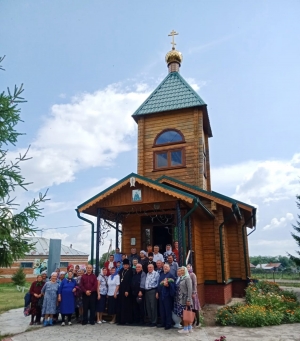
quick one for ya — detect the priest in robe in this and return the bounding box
[117,258,133,325]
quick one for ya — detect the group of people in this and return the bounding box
[28,244,201,334]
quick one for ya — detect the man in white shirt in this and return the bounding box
[153,245,164,263]
[144,264,160,326]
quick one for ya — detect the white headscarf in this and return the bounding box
[165,245,173,256]
[140,250,147,256]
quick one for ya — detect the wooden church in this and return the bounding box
[76,31,256,306]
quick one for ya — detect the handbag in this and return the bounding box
[183,306,195,324]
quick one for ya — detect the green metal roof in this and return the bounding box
[132,72,206,117]
[156,175,255,210]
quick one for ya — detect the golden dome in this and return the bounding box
[165,48,183,65]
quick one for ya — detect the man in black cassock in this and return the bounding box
[117,258,133,325]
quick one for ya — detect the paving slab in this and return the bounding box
[206,324,300,341]
[10,324,209,341]
[0,308,40,337]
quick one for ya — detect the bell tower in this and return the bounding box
[132,31,212,191]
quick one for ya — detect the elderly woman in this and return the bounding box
[29,275,45,325]
[139,250,148,272]
[173,267,193,334]
[58,270,77,326]
[96,268,108,324]
[187,264,201,326]
[41,271,49,283]
[41,272,59,326]
[107,267,120,324]
[75,268,84,323]
[57,271,66,285]
[163,244,177,263]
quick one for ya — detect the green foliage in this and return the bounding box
[99,250,115,268]
[11,267,26,286]
[0,56,48,267]
[288,193,300,266]
[249,255,296,268]
[216,281,300,328]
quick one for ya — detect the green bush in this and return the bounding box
[216,281,300,328]
[216,303,244,326]
[235,305,267,327]
[11,267,26,286]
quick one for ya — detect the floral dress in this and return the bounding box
[41,281,59,315]
[173,280,185,317]
[75,275,83,308]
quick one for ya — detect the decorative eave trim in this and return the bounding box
[157,177,232,209]
[78,173,195,213]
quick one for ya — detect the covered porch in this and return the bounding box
[76,173,213,276]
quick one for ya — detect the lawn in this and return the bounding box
[0,283,28,315]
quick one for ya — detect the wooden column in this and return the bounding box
[95,208,101,277]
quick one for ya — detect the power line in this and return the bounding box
[35,224,87,231]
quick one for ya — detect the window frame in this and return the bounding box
[153,147,186,171]
[20,262,33,268]
[153,128,185,148]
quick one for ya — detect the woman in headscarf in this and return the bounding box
[29,275,45,325]
[65,264,74,278]
[163,244,177,263]
[96,268,108,324]
[187,264,201,326]
[57,271,66,285]
[107,267,120,324]
[139,250,148,273]
[75,268,84,323]
[41,271,49,283]
[41,272,59,326]
[173,267,193,334]
[58,270,77,326]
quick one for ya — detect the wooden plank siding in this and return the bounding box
[136,109,211,189]
[99,184,176,208]
[122,215,141,256]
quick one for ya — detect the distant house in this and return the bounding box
[255,263,282,271]
[0,237,89,284]
[249,263,256,269]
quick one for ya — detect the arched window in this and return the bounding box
[153,129,185,170]
[155,130,184,145]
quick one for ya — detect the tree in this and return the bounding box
[0,56,48,267]
[289,193,300,266]
[11,267,26,286]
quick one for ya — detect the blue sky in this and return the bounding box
[1,1,300,258]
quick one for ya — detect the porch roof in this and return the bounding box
[156,175,255,211]
[77,172,198,214]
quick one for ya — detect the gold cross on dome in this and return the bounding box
[168,30,179,49]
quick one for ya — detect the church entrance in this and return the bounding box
[141,215,174,253]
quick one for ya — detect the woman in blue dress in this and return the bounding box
[41,272,59,326]
[58,270,77,326]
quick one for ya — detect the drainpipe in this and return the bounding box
[243,208,257,277]
[219,203,241,283]
[76,209,94,267]
[181,199,198,266]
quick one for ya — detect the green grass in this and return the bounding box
[0,283,29,315]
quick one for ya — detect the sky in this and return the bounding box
[1,1,300,259]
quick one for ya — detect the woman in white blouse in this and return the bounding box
[106,267,120,324]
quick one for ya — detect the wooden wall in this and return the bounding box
[137,108,211,189]
[100,183,176,209]
[192,205,224,284]
[122,215,141,256]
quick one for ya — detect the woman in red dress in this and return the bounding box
[29,275,45,325]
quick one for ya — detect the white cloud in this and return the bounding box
[212,153,300,204]
[263,213,294,231]
[185,78,207,91]
[10,82,151,191]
